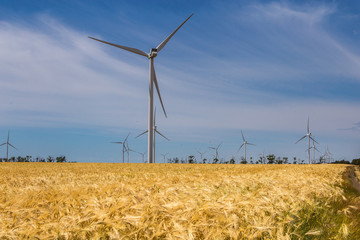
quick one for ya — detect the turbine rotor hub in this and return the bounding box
[149,48,158,58]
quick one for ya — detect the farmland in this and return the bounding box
[0,163,359,239]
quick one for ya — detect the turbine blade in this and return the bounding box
[238,143,244,152]
[248,143,256,146]
[154,107,157,124]
[241,131,245,142]
[156,14,193,52]
[7,131,9,142]
[124,133,131,143]
[0,143,6,146]
[8,143,17,150]
[155,129,170,141]
[136,130,148,138]
[295,135,306,144]
[310,136,319,145]
[111,142,123,144]
[88,36,148,57]
[209,147,215,150]
[152,63,167,118]
[307,117,310,134]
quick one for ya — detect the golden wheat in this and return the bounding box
[0,163,358,239]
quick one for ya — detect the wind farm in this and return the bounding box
[1,1,360,239]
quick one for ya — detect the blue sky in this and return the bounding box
[0,0,359,163]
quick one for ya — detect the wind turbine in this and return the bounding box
[0,131,17,160]
[126,142,138,163]
[238,131,255,163]
[89,14,193,163]
[209,143,221,160]
[136,108,169,163]
[295,117,319,164]
[309,139,320,164]
[161,153,169,163]
[111,133,130,163]
[138,151,147,163]
[197,150,207,163]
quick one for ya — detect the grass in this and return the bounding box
[0,163,359,239]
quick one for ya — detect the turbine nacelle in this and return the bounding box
[149,48,158,58]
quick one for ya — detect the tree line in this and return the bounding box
[167,155,360,165]
[0,155,70,163]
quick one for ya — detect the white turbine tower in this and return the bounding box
[238,131,255,163]
[111,133,130,163]
[0,131,17,160]
[295,118,319,164]
[89,14,193,163]
[136,108,169,163]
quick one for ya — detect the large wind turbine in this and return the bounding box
[89,14,193,163]
[111,133,130,163]
[0,131,17,160]
[238,131,255,163]
[295,118,319,164]
[136,108,169,163]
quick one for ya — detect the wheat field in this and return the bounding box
[0,163,359,239]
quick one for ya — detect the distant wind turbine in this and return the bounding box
[126,142,138,163]
[197,150,207,163]
[209,143,221,160]
[161,153,169,163]
[295,117,319,164]
[111,133,130,163]
[89,14,193,163]
[238,131,255,162]
[309,139,320,164]
[136,108,169,163]
[138,151,147,163]
[0,131,17,160]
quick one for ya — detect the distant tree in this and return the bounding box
[332,160,350,164]
[56,156,67,163]
[283,157,288,164]
[240,157,247,164]
[293,157,297,164]
[212,158,219,164]
[9,157,15,162]
[202,158,207,164]
[275,157,283,164]
[35,157,45,162]
[351,158,360,165]
[47,156,54,163]
[301,160,305,164]
[259,156,266,164]
[188,155,195,164]
[250,157,253,164]
[267,154,275,164]
[229,157,235,164]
